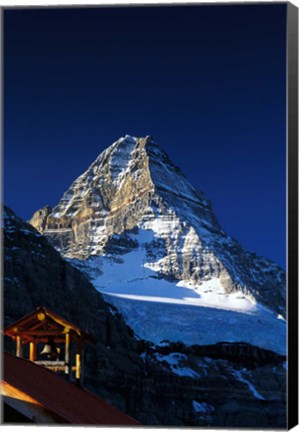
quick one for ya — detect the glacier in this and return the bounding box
[69,228,286,355]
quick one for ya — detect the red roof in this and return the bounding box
[3,352,140,425]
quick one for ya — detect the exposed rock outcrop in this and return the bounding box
[3,206,286,427]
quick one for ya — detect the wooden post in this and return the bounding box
[16,336,23,358]
[75,353,81,381]
[29,341,36,362]
[65,332,71,379]
[75,340,84,386]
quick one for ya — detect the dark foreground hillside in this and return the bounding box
[2,206,286,427]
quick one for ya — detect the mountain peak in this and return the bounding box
[29,135,285,323]
[112,134,159,155]
[95,135,158,177]
[119,133,153,142]
[117,134,138,144]
[113,134,154,147]
[30,134,213,249]
[90,134,185,195]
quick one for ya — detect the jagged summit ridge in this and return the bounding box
[55,134,209,216]
[30,134,217,250]
[30,135,286,322]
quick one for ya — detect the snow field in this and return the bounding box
[71,229,286,355]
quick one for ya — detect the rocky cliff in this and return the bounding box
[3,206,286,427]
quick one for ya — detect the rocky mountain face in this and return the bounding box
[3,206,138,365]
[3,206,286,427]
[30,135,285,318]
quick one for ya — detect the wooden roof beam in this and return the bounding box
[16,331,69,337]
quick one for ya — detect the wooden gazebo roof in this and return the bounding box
[4,306,96,345]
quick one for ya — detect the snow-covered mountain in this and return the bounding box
[30,135,286,354]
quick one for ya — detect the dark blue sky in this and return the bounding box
[4,4,286,268]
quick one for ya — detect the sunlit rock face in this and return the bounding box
[30,135,286,319]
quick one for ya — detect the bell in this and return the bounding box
[40,340,58,359]
[40,343,53,356]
